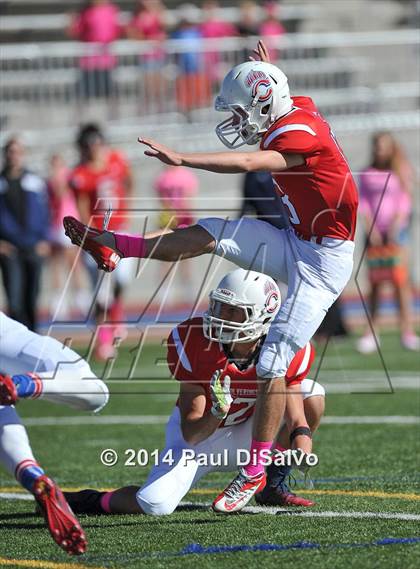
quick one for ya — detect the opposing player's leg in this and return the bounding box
[0,406,87,555]
[0,312,109,412]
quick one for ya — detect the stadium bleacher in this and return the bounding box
[0,1,419,306]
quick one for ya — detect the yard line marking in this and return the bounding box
[0,558,105,569]
[155,537,420,557]
[22,415,168,426]
[19,414,420,427]
[2,488,419,501]
[301,489,420,500]
[0,492,33,500]
[187,489,420,500]
[2,492,419,521]
[322,416,420,424]
[103,374,420,392]
[179,502,420,520]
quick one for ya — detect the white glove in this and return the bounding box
[210,369,233,420]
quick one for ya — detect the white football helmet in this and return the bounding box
[215,61,293,149]
[203,268,281,344]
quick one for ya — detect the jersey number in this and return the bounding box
[281,194,301,225]
[273,179,301,225]
[223,398,255,427]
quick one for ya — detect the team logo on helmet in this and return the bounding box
[218,288,235,298]
[265,291,279,313]
[245,70,273,103]
[252,79,273,103]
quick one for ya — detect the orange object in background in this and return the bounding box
[366,244,408,286]
[175,73,212,112]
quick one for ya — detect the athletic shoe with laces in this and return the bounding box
[255,481,315,507]
[33,475,87,555]
[212,468,266,513]
[255,454,315,507]
[0,373,17,405]
[63,216,121,272]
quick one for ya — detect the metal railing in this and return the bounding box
[1,30,419,137]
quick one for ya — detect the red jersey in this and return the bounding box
[69,150,130,230]
[261,96,358,241]
[167,317,315,428]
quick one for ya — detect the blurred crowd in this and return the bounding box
[0,127,418,354]
[0,124,201,359]
[66,0,286,111]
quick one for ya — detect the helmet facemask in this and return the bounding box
[214,61,293,149]
[203,295,271,344]
[215,97,272,149]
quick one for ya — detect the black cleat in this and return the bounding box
[63,489,107,515]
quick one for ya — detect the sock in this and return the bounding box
[11,373,43,399]
[0,411,38,477]
[114,233,146,259]
[15,459,45,493]
[100,491,114,513]
[243,439,273,477]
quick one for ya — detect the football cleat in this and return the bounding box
[212,469,266,513]
[63,216,121,272]
[0,374,17,405]
[255,484,315,507]
[33,475,87,555]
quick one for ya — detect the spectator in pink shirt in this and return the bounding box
[67,1,121,99]
[357,132,419,353]
[126,0,166,57]
[154,166,199,303]
[155,166,198,230]
[259,1,286,63]
[126,0,167,113]
[200,0,238,83]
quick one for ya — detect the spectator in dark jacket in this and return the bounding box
[240,170,288,230]
[0,138,50,330]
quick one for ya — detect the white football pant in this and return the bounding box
[136,378,325,515]
[0,311,109,412]
[198,218,354,378]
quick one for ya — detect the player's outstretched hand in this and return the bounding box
[249,39,271,63]
[138,137,182,166]
[210,369,233,420]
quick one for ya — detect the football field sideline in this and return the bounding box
[1,492,419,522]
[19,414,420,426]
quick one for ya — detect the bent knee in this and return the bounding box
[90,379,110,412]
[136,490,177,516]
[301,379,325,399]
[257,338,300,379]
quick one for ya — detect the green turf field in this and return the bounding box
[0,331,419,569]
